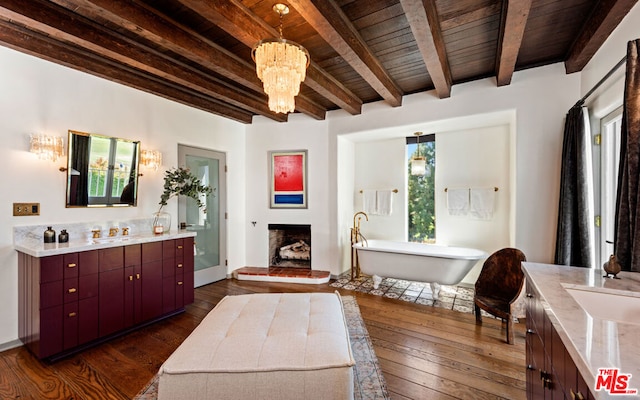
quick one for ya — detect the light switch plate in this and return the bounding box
[13,203,40,216]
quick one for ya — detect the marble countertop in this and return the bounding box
[522,262,640,399]
[14,230,196,257]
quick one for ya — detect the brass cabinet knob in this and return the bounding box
[177,264,183,268]
[177,245,183,249]
[67,263,77,268]
[68,312,77,317]
[68,288,77,293]
[177,281,183,285]
[136,273,141,280]
[128,275,133,281]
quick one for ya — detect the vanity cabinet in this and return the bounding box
[18,237,194,360]
[526,282,593,400]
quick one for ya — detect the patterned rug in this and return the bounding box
[134,296,389,400]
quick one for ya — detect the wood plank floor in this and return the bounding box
[0,278,526,399]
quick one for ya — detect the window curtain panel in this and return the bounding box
[554,105,594,267]
[615,39,640,272]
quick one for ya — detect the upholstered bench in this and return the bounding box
[158,292,355,400]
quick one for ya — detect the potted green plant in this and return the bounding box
[153,167,213,234]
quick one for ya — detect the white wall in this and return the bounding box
[244,115,333,270]
[435,125,512,283]
[353,138,407,241]
[0,46,246,347]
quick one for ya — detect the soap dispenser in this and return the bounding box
[43,226,56,243]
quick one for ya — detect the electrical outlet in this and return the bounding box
[13,203,40,216]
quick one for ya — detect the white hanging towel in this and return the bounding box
[447,188,469,216]
[362,189,378,215]
[470,187,496,219]
[376,190,393,216]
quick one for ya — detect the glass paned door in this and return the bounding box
[178,145,227,286]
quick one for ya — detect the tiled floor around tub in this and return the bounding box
[329,271,496,318]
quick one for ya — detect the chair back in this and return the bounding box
[475,248,527,303]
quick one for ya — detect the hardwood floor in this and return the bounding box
[0,278,526,399]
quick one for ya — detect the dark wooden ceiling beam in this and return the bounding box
[287,0,403,107]
[495,0,532,86]
[175,0,361,116]
[0,0,287,122]
[0,19,253,123]
[565,0,638,74]
[399,0,452,98]
[50,0,324,120]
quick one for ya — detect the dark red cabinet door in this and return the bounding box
[99,268,125,336]
[141,259,163,321]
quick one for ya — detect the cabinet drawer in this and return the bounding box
[142,241,163,263]
[63,253,79,279]
[41,255,63,283]
[99,247,124,272]
[63,278,79,304]
[124,244,141,267]
[63,302,79,351]
[79,250,99,276]
[163,240,175,260]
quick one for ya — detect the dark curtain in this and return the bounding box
[554,105,593,267]
[615,39,640,272]
[71,134,90,206]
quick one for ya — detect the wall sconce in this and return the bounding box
[140,149,162,171]
[30,134,64,162]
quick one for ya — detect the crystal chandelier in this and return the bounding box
[252,4,310,114]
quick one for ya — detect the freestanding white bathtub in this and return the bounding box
[353,240,487,299]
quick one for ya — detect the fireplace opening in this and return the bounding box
[268,224,311,268]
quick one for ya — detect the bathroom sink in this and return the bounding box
[564,285,640,325]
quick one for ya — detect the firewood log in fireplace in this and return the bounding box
[279,240,311,260]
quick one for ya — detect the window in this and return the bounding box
[598,106,623,266]
[407,134,435,242]
[88,136,137,205]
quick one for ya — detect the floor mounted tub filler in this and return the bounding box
[352,240,487,299]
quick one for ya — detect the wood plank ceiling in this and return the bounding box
[0,0,636,124]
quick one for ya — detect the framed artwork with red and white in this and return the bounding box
[269,150,307,208]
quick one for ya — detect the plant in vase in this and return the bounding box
[153,167,213,234]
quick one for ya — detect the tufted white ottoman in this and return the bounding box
[158,292,355,400]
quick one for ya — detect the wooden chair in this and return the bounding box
[474,248,527,344]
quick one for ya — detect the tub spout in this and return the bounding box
[353,211,368,232]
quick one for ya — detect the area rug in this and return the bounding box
[134,296,389,400]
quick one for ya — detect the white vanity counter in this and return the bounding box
[523,262,640,399]
[13,219,196,257]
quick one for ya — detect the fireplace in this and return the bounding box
[268,224,311,268]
